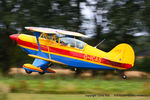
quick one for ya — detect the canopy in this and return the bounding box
[25,27,89,38]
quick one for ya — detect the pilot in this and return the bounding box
[61,41,67,46]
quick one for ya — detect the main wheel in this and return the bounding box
[39,72,45,75]
[25,69,32,74]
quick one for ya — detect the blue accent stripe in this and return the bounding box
[50,54,115,70]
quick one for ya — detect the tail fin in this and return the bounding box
[107,43,135,67]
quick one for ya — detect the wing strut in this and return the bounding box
[33,32,41,52]
[33,32,49,59]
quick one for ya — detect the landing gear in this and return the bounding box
[74,68,77,71]
[74,68,82,77]
[122,74,127,79]
[121,71,127,79]
[25,69,32,74]
[38,72,45,75]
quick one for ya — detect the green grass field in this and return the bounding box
[4,93,150,100]
[0,74,150,95]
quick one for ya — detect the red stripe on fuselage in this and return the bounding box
[49,47,85,59]
[17,38,48,51]
[101,58,132,69]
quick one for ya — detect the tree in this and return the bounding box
[0,0,20,74]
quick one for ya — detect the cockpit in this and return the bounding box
[60,37,86,50]
[40,33,86,50]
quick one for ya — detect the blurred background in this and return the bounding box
[0,0,150,100]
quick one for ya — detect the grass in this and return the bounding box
[0,74,150,95]
[7,93,150,100]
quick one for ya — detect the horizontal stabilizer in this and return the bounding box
[23,64,43,72]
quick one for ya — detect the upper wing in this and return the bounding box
[25,26,89,38]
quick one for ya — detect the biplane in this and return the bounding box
[10,27,135,79]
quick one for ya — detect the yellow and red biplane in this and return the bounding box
[10,27,135,79]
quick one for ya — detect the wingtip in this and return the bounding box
[85,36,90,38]
[25,26,33,30]
[24,26,29,29]
[82,35,89,38]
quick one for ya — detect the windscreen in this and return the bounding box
[60,37,86,50]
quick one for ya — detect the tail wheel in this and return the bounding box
[121,71,127,79]
[39,72,45,75]
[122,74,127,79]
[25,69,32,74]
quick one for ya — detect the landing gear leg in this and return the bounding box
[121,71,127,79]
[38,67,45,75]
[38,72,45,75]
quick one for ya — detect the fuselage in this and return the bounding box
[10,34,132,70]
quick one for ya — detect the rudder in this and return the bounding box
[107,43,135,67]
